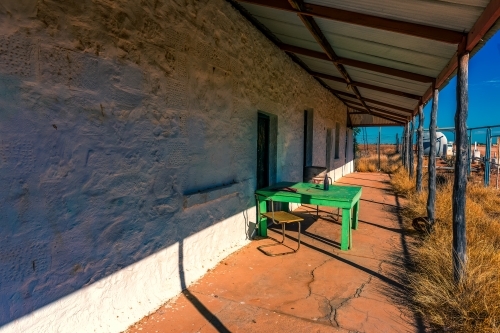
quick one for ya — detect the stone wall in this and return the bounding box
[0,0,351,332]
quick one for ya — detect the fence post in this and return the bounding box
[467,129,471,176]
[396,133,399,153]
[485,127,491,186]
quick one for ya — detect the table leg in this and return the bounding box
[258,198,268,237]
[352,200,360,230]
[341,208,351,250]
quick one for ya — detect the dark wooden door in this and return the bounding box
[257,114,270,189]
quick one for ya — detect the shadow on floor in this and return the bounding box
[179,241,231,333]
[377,175,427,332]
[268,228,405,290]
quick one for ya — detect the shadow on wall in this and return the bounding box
[0,61,257,328]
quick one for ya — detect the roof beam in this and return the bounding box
[227,0,348,106]
[350,110,405,124]
[279,43,330,61]
[337,58,434,83]
[287,0,373,114]
[345,101,410,120]
[328,89,414,113]
[280,43,434,83]
[347,106,406,124]
[352,81,421,100]
[311,71,421,100]
[237,0,464,43]
[348,105,409,122]
[467,0,500,52]
[417,0,500,114]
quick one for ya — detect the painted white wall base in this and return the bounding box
[0,209,252,333]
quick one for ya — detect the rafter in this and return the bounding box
[327,89,414,114]
[287,0,372,114]
[311,71,421,100]
[280,43,434,83]
[467,0,500,52]
[351,123,403,127]
[346,105,407,121]
[237,0,464,43]
[344,101,410,120]
[347,107,405,124]
[351,81,421,100]
[227,0,354,112]
[417,0,500,115]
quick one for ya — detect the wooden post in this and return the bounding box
[402,128,406,167]
[416,104,424,192]
[396,133,399,153]
[406,123,410,171]
[453,51,469,283]
[378,126,381,171]
[402,125,407,169]
[410,119,415,178]
[427,85,438,227]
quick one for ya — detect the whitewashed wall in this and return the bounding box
[0,0,351,332]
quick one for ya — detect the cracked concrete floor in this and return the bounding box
[126,173,420,333]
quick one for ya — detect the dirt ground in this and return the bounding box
[125,173,422,333]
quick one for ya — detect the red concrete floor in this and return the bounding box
[126,173,421,333]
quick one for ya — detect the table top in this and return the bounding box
[255,182,362,208]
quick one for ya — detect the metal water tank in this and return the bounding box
[423,132,448,157]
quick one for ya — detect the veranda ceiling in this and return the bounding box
[229,0,500,127]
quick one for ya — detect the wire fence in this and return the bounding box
[355,124,500,189]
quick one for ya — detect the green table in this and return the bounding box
[255,182,362,251]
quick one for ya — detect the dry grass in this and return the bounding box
[355,153,401,174]
[355,149,500,331]
[392,168,500,332]
[390,167,416,196]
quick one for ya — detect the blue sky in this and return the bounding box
[357,30,500,145]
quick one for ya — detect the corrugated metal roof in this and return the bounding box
[321,79,349,92]
[371,116,398,125]
[305,0,486,32]
[332,48,441,78]
[239,2,302,24]
[248,16,322,52]
[295,55,341,76]
[345,66,431,95]
[339,95,359,104]
[349,113,396,125]
[364,103,411,117]
[318,23,451,72]
[232,0,499,127]
[274,34,324,53]
[314,18,457,58]
[349,113,373,125]
[357,87,419,109]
